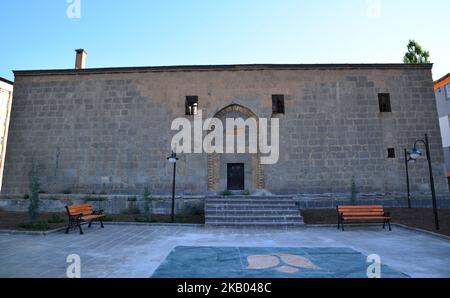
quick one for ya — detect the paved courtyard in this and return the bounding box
[0,224,449,278]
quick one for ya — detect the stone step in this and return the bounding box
[205,222,304,227]
[204,196,303,226]
[206,220,303,225]
[205,207,299,212]
[205,209,300,216]
[205,204,297,209]
[205,197,295,201]
[207,196,294,200]
[205,200,297,206]
[206,215,302,221]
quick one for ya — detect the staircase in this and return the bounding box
[205,196,304,226]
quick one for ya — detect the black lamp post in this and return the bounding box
[167,152,178,223]
[404,149,412,209]
[406,134,440,230]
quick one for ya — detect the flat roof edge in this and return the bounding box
[0,77,14,85]
[13,63,433,77]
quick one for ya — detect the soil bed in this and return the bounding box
[0,209,204,231]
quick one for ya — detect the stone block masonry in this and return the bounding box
[1,64,447,197]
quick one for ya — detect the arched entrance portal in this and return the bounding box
[207,104,265,192]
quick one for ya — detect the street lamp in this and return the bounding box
[406,134,440,230]
[167,151,178,223]
[404,149,412,209]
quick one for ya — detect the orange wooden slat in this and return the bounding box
[339,208,384,211]
[343,217,391,220]
[67,204,94,215]
[338,205,384,209]
[67,205,92,211]
[81,215,105,220]
[341,212,385,216]
[67,207,92,213]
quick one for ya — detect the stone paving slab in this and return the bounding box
[0,224,449,278]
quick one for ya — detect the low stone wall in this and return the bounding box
[0,194,205,215]
[1,193,449,214]
[294,193,450,209]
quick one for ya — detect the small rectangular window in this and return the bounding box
[387,148,396,158]
[185,96,198,115]
[272,95,285,114]
[378,93,391,113]
[445,84,450,99]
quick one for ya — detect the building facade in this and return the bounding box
[0,60,447,197]
[0,77,13,191]
[434,73,450,176]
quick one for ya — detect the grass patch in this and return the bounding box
[134,216,153,223]
[17,221,49,231]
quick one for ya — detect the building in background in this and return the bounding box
[0,77,13,191]
[434,73,450,187]
[0,51,447,197]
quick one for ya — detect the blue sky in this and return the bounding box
[1,0,448,81]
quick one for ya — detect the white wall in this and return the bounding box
[439,116,450,147]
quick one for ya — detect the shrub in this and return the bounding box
[134,216,153,223]
[221,190,232,196]
[179,206,204,216]
[102,216,113,222]
[142,186,152,222]
[48,214,64,224]
[243,189,250,196]
[28,162,41,224]
[350,176,358,205]
[121,207,141,215]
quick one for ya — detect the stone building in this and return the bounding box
[0,51,447,197]
[0,77,13,191]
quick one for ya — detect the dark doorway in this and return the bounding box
[227,163,245,190]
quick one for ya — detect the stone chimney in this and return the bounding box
[75,49,87,69]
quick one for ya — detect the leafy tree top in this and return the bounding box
[403,40,430,64]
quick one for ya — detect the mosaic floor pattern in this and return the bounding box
[152,246,409,278]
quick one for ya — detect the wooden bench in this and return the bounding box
[65,203,105,235]
[337,205,391,231]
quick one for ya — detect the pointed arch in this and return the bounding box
[207,104,265,191]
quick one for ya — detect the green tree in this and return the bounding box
[28,162,41,223]
[350,176,358,206]
[403,40,430,64]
